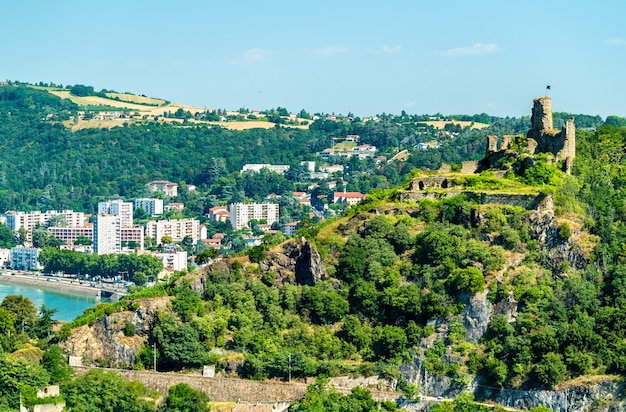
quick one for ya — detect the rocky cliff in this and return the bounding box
[61,297,170,367]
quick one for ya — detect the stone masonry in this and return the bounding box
[484,96,576,174]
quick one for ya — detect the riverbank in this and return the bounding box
[0,273,126,299]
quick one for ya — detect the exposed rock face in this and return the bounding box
[259,237,326,286]
[294,240,325,286]
[60,297,170,367]
[177,271,206,294]
[480,379,626,411]
[527,196,587,274]
[460,290,491,343]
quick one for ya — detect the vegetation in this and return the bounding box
[4,81,626,409]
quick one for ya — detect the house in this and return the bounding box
[164,202,185,212]
[333,191,366,206]
[153,249,188,274]
[146,180,179,197]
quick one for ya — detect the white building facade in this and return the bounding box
[6,210,85,232]
[93,214,121,255]
[98,200,133,228]
[154,250,188,274]
[145,219,201,244]
[229,202,280,230]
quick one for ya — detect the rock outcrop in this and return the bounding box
[61,297,170,367]
[259,237,326,286]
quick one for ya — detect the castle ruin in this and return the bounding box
[483,96,576,174]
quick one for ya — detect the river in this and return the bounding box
[0,282,106,322]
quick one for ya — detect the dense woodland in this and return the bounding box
[2,83,626,410]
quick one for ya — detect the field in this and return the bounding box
[104,92,165,106]
[46,89,311,130]
[423,120,490,130]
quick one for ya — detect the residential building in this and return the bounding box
[333,191,366,206]
[320,165,344,174]
[121,227,144,250]
[283,222,299,236]
[6,210,85,233]
[207,206,230,222]
[93,214,121,255]
[229,202,280,230]
[241,164,290,175]
[164,202,185,212]
[0,249,10,268]
[154,249,188,274]
[300,161,316,173]
[10,247,42,270]
[98,200,133,228]
[134,198,163,216]
[146,180,179,197]
[49,225,94,245]
[146,218,201,244]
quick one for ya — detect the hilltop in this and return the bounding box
[32,84,311,131]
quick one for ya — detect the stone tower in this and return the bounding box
[526,96,575,174]
[531,96,553,131]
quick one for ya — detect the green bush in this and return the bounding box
[557,222,572,240]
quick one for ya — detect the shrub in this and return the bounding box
[557,222,572,240]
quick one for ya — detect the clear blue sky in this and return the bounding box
[3,0,626,119]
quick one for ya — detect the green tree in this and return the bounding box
[42,345,73,384]
[62,369,156,411]
[0,223,16,248]
[162,383,209,412]
[74,235,93,245]
[153,314,207,370]
[535,352,567,387]
[1,295,37,334]
[33,304,58,339]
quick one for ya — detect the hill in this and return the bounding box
[55,163,626,409]
[48,109,626,409]
[0,83,500,212]
[42,87,310,131]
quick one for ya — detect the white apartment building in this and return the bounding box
[134,198,163,217]
[241,164,290,175]
[154,250,188,274]
[98,200,133,228]
[145,219,201,244]
[10,247,42,271]
[93,214,121,255]
[5,210,85,233]
[229,202,280,230]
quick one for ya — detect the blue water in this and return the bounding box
[0,283,105,322]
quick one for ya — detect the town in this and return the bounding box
[0,157,367,280]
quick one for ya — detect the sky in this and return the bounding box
[3,0,626,119]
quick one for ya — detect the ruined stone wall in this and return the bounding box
[401,190,547,210]
[483,96,575,174]
[409,176,459,191]
[460,161,479,174]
